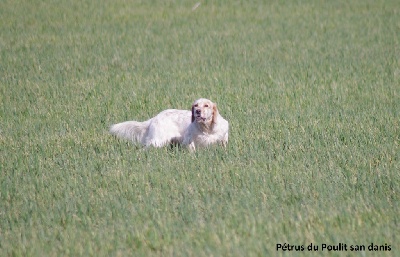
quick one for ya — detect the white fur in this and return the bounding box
[110,98,229,151]
[182,98,229,152]
[110,109,191,147]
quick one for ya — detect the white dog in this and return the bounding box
[110,98,229,151]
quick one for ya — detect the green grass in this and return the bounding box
[1,0,399,256]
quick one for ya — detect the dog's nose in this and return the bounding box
[196,110,201,114]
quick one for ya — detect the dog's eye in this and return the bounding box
[194,104,198,107]
[204,104,209,107]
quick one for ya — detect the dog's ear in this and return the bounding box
[212,103,219,124]
[191,105,195,123]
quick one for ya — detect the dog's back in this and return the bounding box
[110,109,191,147]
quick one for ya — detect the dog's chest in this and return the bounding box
[193,131,221,146]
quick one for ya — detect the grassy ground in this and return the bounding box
[1,0,399,256]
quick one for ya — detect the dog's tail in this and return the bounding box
[109,119,151,144]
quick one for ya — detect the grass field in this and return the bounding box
[1,0,399,256]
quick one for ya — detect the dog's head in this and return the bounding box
[191,98,219,125]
